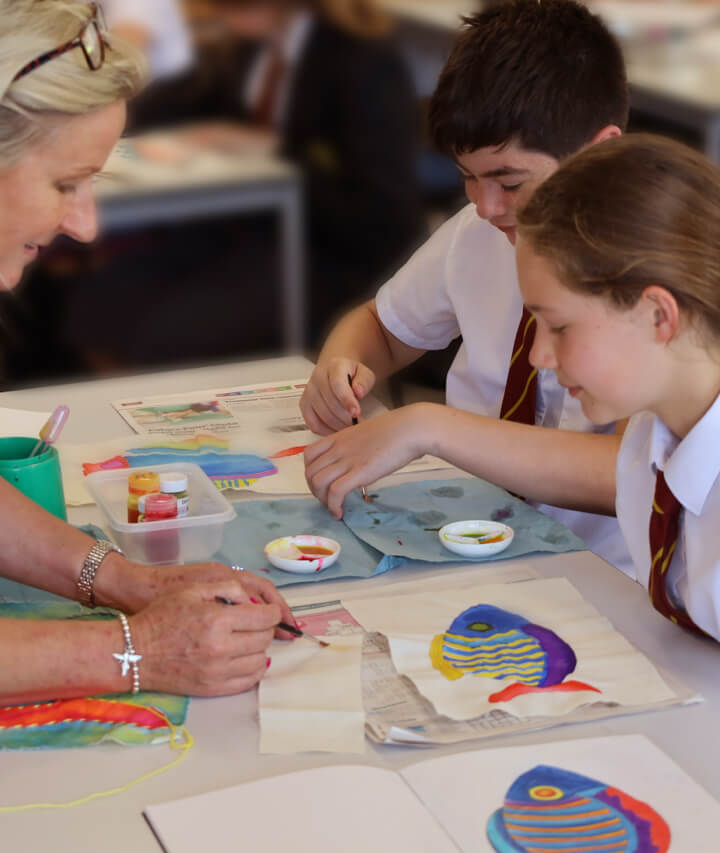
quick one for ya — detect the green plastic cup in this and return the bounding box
[0,436,67,521]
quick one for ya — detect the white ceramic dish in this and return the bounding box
[438,520,514,558]
[264,535,341,574]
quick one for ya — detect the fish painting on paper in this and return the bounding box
[429,604,599,703]
[487,764,671,852]
[81,434,307,490]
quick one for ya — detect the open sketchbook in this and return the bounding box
[144,735,719,852]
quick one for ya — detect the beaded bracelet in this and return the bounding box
[113,613,142,695]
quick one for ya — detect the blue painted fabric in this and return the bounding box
[217,497,387,587]
[342,478,586,573]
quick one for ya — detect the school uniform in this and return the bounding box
[376,203,632,575]
[616,395,720,640]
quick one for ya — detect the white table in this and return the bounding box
[1,356,719,851]
[98,144,305,352]
[381,0,720,163]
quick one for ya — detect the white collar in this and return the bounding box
[648,392,720,515]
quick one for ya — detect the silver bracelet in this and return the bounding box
[113,613,142,695]
[77,540,122,608]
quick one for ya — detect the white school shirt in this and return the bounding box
[376,203,632,574]
[243,12,314,129]
[101,0,193,81]
[616,396,720,640]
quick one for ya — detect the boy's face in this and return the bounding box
[456,141,558,245]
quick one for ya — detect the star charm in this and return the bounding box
[113,651,142,677]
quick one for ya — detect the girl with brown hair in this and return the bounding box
[516,132,720,640]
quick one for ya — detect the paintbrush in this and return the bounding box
[347,373,370,502]
[214,596,329,648]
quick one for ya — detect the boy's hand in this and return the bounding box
[300,358,376,435]
[304,406,424,517]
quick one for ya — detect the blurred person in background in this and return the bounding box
[132,0,427,348]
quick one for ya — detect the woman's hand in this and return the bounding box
[97,560,296,638]
[300,357,376,435]
[304,404,428,518]
[129,580,283,697]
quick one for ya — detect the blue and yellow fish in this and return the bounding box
[487,764,671,853]
[429,604,577,686]
[429,604,599,702]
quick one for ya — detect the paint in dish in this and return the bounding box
[438,520,514,558]
[265,535,341,574]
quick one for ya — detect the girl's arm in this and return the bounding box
[305,402,619,519]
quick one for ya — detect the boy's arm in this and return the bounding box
[305,403,619,518]
[300,299,426,435]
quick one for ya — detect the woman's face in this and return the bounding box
[0,100,126,290]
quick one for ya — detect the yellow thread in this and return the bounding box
[652,500,664,515]
[0,704,193,813]
[502,368,539,420]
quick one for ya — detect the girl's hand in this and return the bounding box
[304,405,427,518]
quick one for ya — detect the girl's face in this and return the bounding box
[0,100,126,290]
[516,235,663,425]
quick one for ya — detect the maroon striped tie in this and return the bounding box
[648,470,706,635]
[253,46,285,127]
[500,307,538,424]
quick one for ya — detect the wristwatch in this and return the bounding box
[77,540,123,608]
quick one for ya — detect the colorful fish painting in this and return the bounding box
[80,434,309,490]
[487,764,671,852]
[429,604,599,703]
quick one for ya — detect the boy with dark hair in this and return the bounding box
[301,0,631,572]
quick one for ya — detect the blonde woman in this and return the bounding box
[0,0,294,703]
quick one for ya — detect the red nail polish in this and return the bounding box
[250,597,261,604]
[266,657,272,669]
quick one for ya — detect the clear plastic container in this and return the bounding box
[85,462,235,564]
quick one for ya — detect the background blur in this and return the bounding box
[3,0,720,391]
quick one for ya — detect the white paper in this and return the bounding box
[113,380,312,437]
[259,634,365,754]
[343,578,677,720]
[402,735,720,852]
[0,407,49,439]
[145,764,458,853]
[144,735,720,853]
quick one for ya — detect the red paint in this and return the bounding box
[397,539,403,545]
[249,597,260,604]
[269,445,308,459]
[488,679,601,703]
[266,658,272,670]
